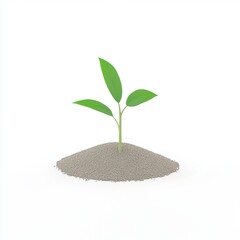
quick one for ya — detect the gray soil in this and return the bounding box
[56,142,179,182]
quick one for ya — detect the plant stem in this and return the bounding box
[112,116,119,127]
[122,106,127,114]
[118,103,122,153]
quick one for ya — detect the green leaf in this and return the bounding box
[126,89,157,107]
[73,99,113,116]
[99,58,122,103]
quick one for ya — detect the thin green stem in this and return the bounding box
[121,106,127,114]
[112,115,119,127]
[118,103,122,153]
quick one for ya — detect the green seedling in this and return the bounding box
[73,58,157,153]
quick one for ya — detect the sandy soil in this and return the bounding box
[56,142,179,182]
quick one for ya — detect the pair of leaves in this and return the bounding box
[73,58,157,116]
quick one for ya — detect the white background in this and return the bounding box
[1,0,240,239]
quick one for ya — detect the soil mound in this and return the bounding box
[56,142,179,182]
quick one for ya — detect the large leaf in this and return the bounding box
[73,99,113,116]
[99,58,122,103]
[126,89,157,107]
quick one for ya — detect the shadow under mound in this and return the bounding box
[56,142,179,182]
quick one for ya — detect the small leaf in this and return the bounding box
[73,99,113,116]
[99,58,122,103]
[126,89,157,107]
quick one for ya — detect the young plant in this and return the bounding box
[73,58,157,153]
